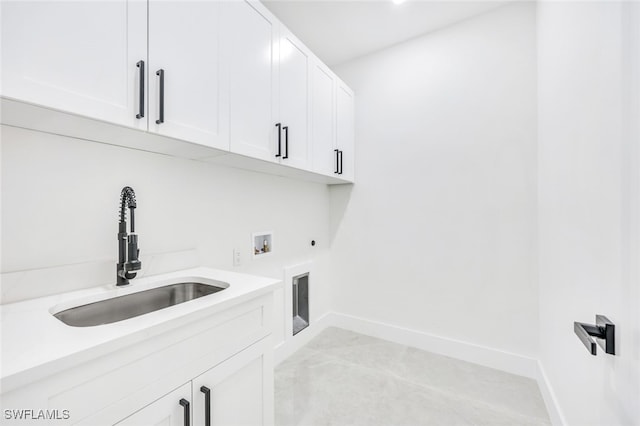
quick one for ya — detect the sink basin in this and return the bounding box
[53,282,227,327]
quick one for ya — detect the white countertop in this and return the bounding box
[0,267,281,392]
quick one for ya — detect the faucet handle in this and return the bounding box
[126,234,142,271]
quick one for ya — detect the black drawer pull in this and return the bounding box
[283,126,289,159]
[275,123,282,158]
[156,69,165,124]
[200,386,211,426]
[135,60,145,119]
[179,398,190,426]
[334,149,339,174]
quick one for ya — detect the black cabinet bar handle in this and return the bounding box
[334,149,339,174]
[179,398,190,426]
[200,386,211,426]
[136,60,145,119]
[283,126,289,159]
[339,150,343,175]
[156,69,165,124]
[275,123,282,158]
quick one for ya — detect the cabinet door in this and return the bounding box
[224,1,278,161]
[1,0,147,130]
[116,383,191,426]
[336,81,355,182]
[311,62,337,176]
[148,0,228,150]
[193,339,273,426]
[277,27,311,170]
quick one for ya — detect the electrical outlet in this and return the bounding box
[233,249,242,267]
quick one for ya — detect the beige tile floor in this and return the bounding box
[275,327,551,426]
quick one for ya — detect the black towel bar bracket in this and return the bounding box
[574,315,615,356]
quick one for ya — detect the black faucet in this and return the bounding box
[117,186,142,286]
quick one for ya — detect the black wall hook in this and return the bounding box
[574,315,615,356]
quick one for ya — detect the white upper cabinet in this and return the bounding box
[148,0,229,150]
[1,0,354,183]
[1,0,147,130]
[336,79,355,182]
[311,62,337,176]
[224,0,278,161]
[276,27,312,170]
[311,66,355,182]
[222,2,314,171]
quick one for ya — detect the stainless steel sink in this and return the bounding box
[54,282,227,327]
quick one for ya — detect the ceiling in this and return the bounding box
[263,1,508,66]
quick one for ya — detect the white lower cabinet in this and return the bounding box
[193,339,273,426]
[0,293,274,426]
[116,339,272,426]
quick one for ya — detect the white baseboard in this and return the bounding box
[329,312,540,379]
[536,362,567,426]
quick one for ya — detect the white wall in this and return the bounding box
[0,125,333,334]
[537,2,640,425]
[331,3,538,360]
